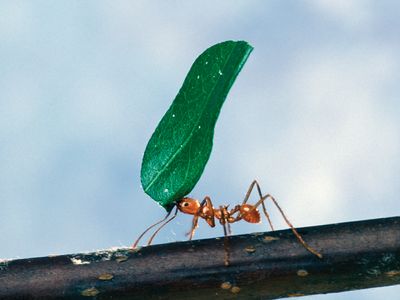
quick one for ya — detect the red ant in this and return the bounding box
[133,180,322,265]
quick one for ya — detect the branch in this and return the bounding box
[1,217,399,299]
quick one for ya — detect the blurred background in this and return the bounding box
[1,1,399,298]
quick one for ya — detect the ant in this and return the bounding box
[133,180,322,265]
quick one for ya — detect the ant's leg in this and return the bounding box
[187,214,200,240]
[133,208,174,248]
[227,222,232,235]
[220,206,230,266]
[253,194,322,259]
[240,180,275,231]
[223,224,231,266]
[242,180,258,204]
[202,196,215,227]
[146,206,179,246]
[253,181,275,231]
[187,196,215,240]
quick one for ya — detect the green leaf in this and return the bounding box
[141,40,253,211]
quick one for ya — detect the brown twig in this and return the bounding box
[0,217,399,299]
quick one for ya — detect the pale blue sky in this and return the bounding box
[1,1,399,299]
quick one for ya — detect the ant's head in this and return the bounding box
[177,197,200,215]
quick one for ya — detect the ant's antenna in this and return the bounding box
[147,206,179,245]
[133,206,176,248]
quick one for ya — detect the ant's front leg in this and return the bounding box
[187,196,215,240]
[187,215,199,241]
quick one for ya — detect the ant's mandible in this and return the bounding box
[133,180,322,265]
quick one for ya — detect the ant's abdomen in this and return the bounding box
[240,204,261,223]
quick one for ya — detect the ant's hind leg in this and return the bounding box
[242,180,275,231]
[254,182,275,231]
[242,180,258,204]
[260,201,275,231]
[255,194,322,259]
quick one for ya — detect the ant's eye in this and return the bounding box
[183,202,189,207]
